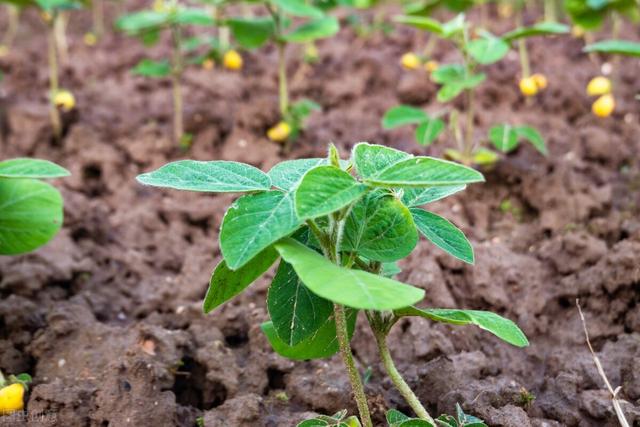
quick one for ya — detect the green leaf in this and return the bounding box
[282,16,339,43]
[295,166,368,220]
[440,14,466,38]
[354,143,483,187]
[268,158,326,191]
[502,22,569,42]
[116,10,169,33]
[172,8,215,25]
[431,64,466,85]
[394,307,529,347]
[466,33,509,65]
[275,238,425,310]
[343,191,418,262]
[268,261,334,345]
[399,420,434,427]
[221,191,302,269]
[227,17,276,49]
[437,84,465,103]
[584,39,640,57]
[411,208,473,264]
[35,0,80,11]
[387,409,411,425]
[401,185,466,207]
[488,124,518,153]
[415,118,445,146]
[472,148,499,166]
[136,160,271,192]
[203,246,279,313]
[273,0,324,17]
[382,106,428,129]
[0,158,70,179]
[132,59,171,77]
[393,15,443,34]
[261,308,357,360]
[515,126,547,155]
[0,178,63,255]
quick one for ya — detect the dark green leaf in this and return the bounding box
[515,126,547,155]
[172,8,215,25]
[268,261,334,346]
[488,124,518,153]
[203,246,279,313]
[282,16,339,43]
[415,118,445,146]
[502,22,569,42]
[227,17,276,49]
[393,15,443,34]
[132,58,171,77]
[116,10,169,33]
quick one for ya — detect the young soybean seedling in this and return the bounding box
[385,403,487,427]
[0,158,70,255]
[386,13,567,166]
[137,143,529,426]
[116,1,215,146]
[225,0,338,144]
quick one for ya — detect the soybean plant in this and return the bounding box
[385,14,567,165]
[0,158,70,255]
[137,143,528,426]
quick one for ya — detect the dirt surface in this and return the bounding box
[1,3,640,426]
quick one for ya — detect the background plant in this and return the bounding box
[137,143,529,425]
[0,158,70,255]
[116,0,215,146]
[225,0,338,143]
[385,13,567,165]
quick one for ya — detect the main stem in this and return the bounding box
[48,18,61,140]
[277,42,289,117]
[92,0,104,38]
[171,25,184,144]
[2,5,19,48]
[335,304,373,427]
[516,10,530,78]
[373,329,435,424]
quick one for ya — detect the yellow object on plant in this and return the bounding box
[40,11,52,23]
[267,121,291,142]
[83,32,97,46]
[571,25,585,38]
[0,383,25,415]
[152,0,167,12]
[424,60,439,73]
[223,50,243,70]
[531,73,548,90]
[519,77,538,97]
[592,94,615,118]
[53,90,76,112]
[0,45,8,58]
[400,53,420,70]
[202,59,215,70]
[586,76,612,96]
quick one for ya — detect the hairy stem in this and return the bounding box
[277,42,289,117]
[516,10,530,78]
[48,18,61,140]
[54,12,68,64]
[2,5,19,48]
[464,88,475,160]
[335,303,373,427]
[92,0,104,38]
[544,0,557,22]
[373,328,434,423]
[171,25,184,144]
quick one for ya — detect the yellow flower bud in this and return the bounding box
[267,121,291,142]
[592,94,615,118]
[53,90,76,112]
[400,53,420,70]
[424,60,439,73]
[498,3,513,18]
[571,25,585,38]
[586,76,612,96]
[152,0,166,12]
[223,50,243,71]
[40,11,52,23]
[519,77,538,97]
[531,73,547,90]
[202,59,215,70]
[83,32,97,46]
[0,383,25,415]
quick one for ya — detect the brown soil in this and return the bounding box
[1,4,639,427]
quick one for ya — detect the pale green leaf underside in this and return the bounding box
[411,208,474,264]
[267,261,333,346]
[295,166,368,220]
[352,143,410,178]
[220,190,302,269]
[395,306,529,347]
[0,178,64,255]
[343,191,418,262]
[275,238,424,310]
[268,158,326,191]
[261,308,357,360]
[203,246,279,313]
[584,39,640,57]
[0,158,70,179]
[401,185,466,207]
[136,160,271,192]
